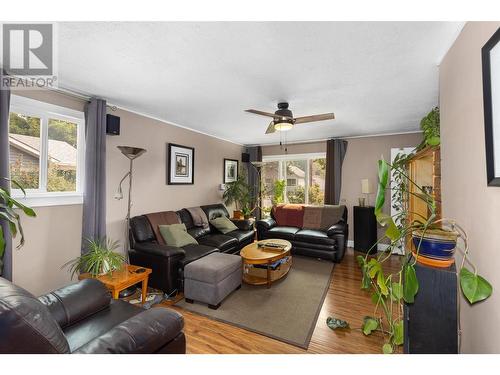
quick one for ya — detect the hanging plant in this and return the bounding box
[418,107,441,149]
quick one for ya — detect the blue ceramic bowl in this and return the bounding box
[412,233,456,260]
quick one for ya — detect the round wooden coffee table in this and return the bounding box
[240,239,292,288]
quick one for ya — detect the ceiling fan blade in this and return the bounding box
[294,113,335,124]
[265,121,276,134]
[245,109,293,120]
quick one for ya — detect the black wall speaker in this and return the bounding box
[106,114,120,135]
[241,153,250,163]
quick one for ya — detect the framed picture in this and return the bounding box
[167,143,194,185]
[224,158,239,183]
[482,27,500,186]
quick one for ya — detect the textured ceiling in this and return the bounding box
[55,22,463,145]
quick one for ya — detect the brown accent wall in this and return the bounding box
[11,89,243,295]
[440,21,500,353]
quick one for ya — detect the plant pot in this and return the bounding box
[233,210,243,219]
[412,229,458,267]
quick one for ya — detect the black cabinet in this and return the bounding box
[404,262,458,353]
[353,206,377,254]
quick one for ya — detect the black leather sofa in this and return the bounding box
[0,277,186,354]
[256,205,348,263]
[129,204,254,295]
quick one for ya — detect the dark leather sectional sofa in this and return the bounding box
[0,277,185,354]
[129,203,254,295]
[256,204,348,263]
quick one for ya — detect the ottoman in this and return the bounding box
[184,252,242,309]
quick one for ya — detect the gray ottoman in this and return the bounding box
[184,252,242,309]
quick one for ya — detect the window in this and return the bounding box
[261,153,326,214]
[8,95,85,206]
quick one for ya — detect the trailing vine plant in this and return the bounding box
[327,158,493,353]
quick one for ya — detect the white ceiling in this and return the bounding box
[56,22,464,145]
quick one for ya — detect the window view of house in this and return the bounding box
[9,112,79,193]
[261,155,326,215]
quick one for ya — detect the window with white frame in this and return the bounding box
[8,95,85,206]
[261,153,327,215]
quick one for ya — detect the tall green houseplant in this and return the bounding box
[0,179,36,276]
[327,159,492,353]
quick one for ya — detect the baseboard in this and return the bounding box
[347,240,390,252]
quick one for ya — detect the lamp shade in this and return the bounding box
[117,146,146,160]
[361,179,373,194]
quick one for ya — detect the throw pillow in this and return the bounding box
[159,223,198,247]
[210,216,238,234]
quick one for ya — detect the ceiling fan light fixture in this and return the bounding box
[274,120,294,132]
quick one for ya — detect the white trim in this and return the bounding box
[12,192,83,207]
[9,95,85,201]
[248,130,423,147]
[262,152,326,162]
[51,85,244,147]
[347,240,391,253]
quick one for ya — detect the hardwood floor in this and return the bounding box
[164,248,402,354]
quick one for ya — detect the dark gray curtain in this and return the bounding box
[82,98,107,253]
[324,139,348,205]
[0,69,12,279]
[246,146,262,219]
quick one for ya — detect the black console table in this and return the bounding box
[353,206,377,254]
[404,262,458,353]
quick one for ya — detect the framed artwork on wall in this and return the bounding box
[167,143,195,185]
[224,158,239,183]
[482,27,500,186]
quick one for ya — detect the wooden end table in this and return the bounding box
[79,264,152,304]
[240,239,292,288]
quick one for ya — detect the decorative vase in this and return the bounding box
[412,229,458,267]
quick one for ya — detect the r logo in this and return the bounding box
[2,24,53,75]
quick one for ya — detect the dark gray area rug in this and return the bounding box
[175,255,334,349]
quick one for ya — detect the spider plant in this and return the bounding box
[0,178,36,276]
[63,237,126,278]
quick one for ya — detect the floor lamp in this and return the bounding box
[114,146,147,297]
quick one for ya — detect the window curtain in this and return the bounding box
[246,146,262,219]
[324,139,348,205]
[0,69,12,279]
[82,98,107,253]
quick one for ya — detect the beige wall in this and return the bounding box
[262,134,422,241]
[11,90,243,295]
[440,21,500,353]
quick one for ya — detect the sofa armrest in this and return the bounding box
[326,221,347,236]
[230,218,255,231]
[73,307,185,354]
[38,279,111,329]
[256,217,276,230]
[133,242,186,258]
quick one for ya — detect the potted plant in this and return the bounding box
[223,170,255,219]
[417,107,441,150]
[327,157,492,353]
[63,237,126,278]
[0,179,36,276]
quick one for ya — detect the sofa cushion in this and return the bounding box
[210,216,238,234]
[159,224,198,248]
[177,244,219,269]
[184,252,242,284]
[197,234,238,252]
[265,226,300,240]
[225,229,254,244]
[294,229,336,246]
[145,211,181,244]
[272,204,305,227]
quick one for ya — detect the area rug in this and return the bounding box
[175,255,334,349]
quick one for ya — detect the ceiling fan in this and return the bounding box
[245,102,335,134]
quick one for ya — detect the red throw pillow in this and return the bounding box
[273,204,304,228]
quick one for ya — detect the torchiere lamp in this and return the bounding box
[114,146,147,297]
